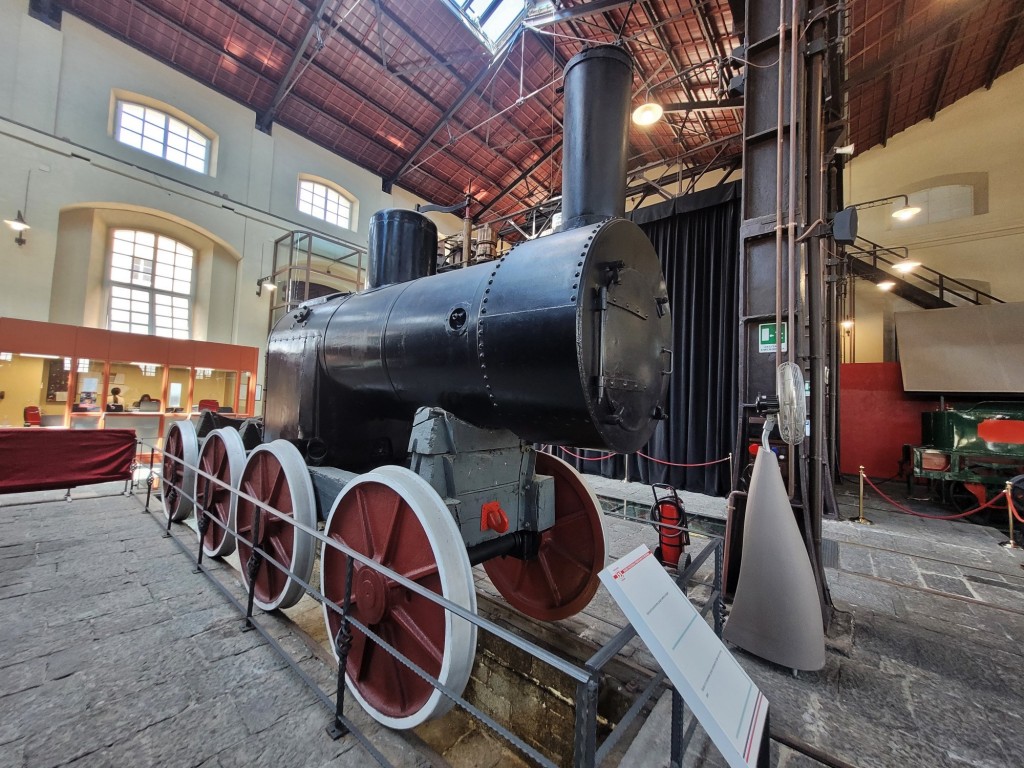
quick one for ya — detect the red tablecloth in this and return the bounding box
[0,429,136,493]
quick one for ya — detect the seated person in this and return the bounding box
[106,387,124,412]
[138,394,160,412]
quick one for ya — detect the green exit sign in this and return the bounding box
[758,322,788,353]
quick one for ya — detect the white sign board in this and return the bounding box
[600,546,769,768]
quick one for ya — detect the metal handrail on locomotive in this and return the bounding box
[161,45,674,730]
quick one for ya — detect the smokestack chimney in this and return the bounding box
[560,45,633,231]
[366,209,438,289]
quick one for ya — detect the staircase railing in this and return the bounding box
[847,236,1003,306]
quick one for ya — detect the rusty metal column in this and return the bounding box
[735,0,842,619]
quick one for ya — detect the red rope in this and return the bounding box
[1008,490,1024,525]
[557,447,617,461]
[636,451,732,468]
[552,446,732,468]
[861,474,1004,520]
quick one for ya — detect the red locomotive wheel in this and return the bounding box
[321,466,476,730]
[484,452,607,621]
[162,420,197,522]
[235,441,316,612]
[194,428,245,558]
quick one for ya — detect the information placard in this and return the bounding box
[600,546,769,768]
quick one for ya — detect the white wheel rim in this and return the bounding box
[162,419,198,522]
[236,440,316,612]
[320,465,477,730]
[195,428,246,558]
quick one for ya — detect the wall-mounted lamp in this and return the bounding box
[848,194,921,221]
[891,260,921,274]
[840,320,854,330]
[631,96,743,127]
[630,58,741,127]
[877,281,896,292]
[831,194,921,245]
[3,211,30,246]
[4,170,33,247]
[256,276,276,297]
[631,101,664,126]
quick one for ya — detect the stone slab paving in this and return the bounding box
[598,474,1024,768]
[0,487,441,768]
[6,473,1024,768]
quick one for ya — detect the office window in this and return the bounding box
[115,100,211,174]
[297,177,354,230]
[108,229,193,339]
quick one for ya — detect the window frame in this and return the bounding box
[109,90,218,176]
[296,175,357,232]
[107,228,195,340]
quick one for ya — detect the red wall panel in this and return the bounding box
[839,362,938,477]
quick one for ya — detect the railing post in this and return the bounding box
[669,689,685,768]
[194,504,208,573]
[327,552,356,739]
[144,448,156,512]
[1000,481,1020,550]
[572,671,599,768]
[713,540,724,637]
[849,465,874,525]
[241,507,263,632]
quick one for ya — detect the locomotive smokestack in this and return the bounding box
[560,45,633,231]
[367,209,438,289]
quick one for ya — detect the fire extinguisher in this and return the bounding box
[650,483,690,569]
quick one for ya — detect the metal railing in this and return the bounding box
[848,236,1003,306]
[142,441,725,768]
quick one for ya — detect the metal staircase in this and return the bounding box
[847,236,1004,309]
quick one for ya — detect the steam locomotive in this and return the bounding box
[160,44,673,729]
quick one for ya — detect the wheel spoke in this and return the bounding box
[378,492,404,565]
[395,561,440,586]
[390,605,444,669]
[270,535,290,570]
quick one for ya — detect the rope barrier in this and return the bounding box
[635,451,732,468]
[556,447,617,461]
[861,473,1004,520]
[1008,489,1024,525]
[554,446,733,468]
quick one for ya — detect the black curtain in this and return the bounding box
[562,183,741,496]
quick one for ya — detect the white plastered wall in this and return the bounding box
[0,1,461,381]
[842,63,1024,362]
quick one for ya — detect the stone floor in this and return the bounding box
[613,474,1024,768]
[2,474,1023,768]
[0,486,438,768]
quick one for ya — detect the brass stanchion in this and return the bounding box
[999,481,1020,550]
[849,465,874,525]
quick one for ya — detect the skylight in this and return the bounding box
[446,0,526,50]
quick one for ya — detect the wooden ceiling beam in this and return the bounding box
[986,9,1021,88]
[256,0,334,131]
[928,20,962,121]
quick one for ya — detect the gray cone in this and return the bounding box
[723,450,826,670]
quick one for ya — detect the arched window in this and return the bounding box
[297,176,355,230]
[108,229,193,339]
[114,98,213,174]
